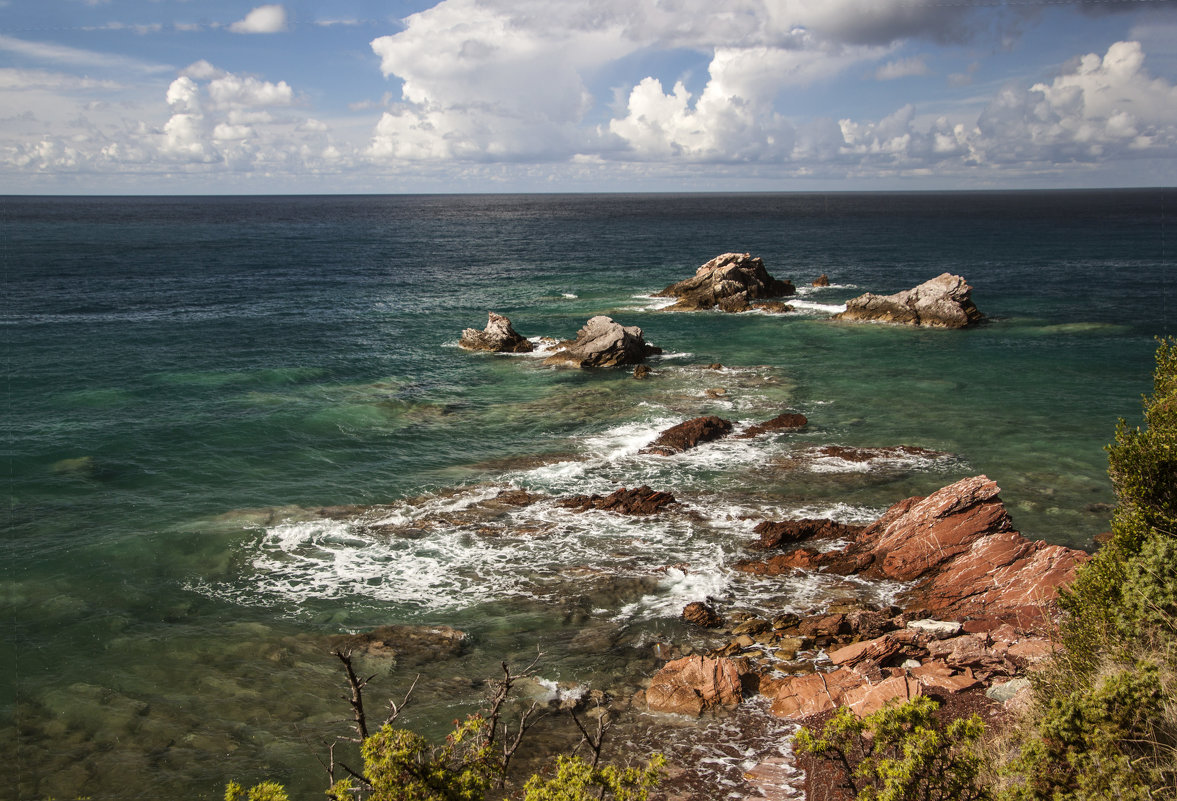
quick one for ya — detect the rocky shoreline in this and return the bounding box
[642,475,1085,723]
[320,448,1087,797]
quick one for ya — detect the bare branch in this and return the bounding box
[383,673,421,728]
[332,648,370,742]
[569,702,611,770]
[499,700,549,787]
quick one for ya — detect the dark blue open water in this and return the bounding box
[3,191,1172,799]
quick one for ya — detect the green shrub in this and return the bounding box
[521,753,665,801]
[1059,337,1177,667]
[327,715,498,801]
[1003,663,1172,801]
[224,781,291,801]
[794,695,989,801]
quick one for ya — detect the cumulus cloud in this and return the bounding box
[206,74,293,108]
[368,0,632,160]
[229,5,288,35]
[975,41,1177,164]
[365,0,923,163]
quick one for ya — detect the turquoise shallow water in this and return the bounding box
[3,191,1173,799]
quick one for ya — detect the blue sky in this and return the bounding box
[2,0,1175,193]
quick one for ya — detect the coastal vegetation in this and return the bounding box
[229,653,663,801]
[799,337,1177,800]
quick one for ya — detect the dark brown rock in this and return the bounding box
[459,312,533,353]
[633,364,651,379]
[753,518,863,549]
[804,444,946,463]
[655,253,796,312]
[543,316,662,368]
[737,413,808,439]
[835,273,984,328]
[641,416,734,456]
[557,485,677,515]
[813,274,830,287]
[682,601,724,628]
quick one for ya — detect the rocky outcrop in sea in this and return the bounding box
[459,312,534,353]
[835,273,984,328]
[656,252,796,312]
[543,315,662,368]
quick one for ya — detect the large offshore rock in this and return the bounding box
[459,312,533,353]
[656,252,795,312]
[543,315,661,368]
[835,273,984,328]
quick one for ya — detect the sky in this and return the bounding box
[2,0,1176,194]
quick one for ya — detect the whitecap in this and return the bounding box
[786,299,847,315]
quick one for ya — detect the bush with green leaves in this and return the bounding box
[521,753,665,801]
[328,715,499,801]
[1003,663,1173,801]
[225,780,291,801]
[794,695,990,801]
[1059,337,1177,664]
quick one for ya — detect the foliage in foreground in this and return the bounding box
[794,695,989,801]
[521,753,666,801]
[228,654,663,801]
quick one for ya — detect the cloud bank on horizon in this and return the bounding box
[1,0,1175,192]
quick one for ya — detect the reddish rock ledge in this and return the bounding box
[736,475,1087,622]
[665,475,1089,726]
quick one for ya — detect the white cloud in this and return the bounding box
[182,60,225,81]
[875,56,930,81]
[207,74,294,108]
[2,2,1173,189]
[229,5,288,35]
[0,68,123,92]
[0,33,172,73]
[365,0,918,164]
[975,41,1177,164]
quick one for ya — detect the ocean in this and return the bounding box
[3,190,1172,799]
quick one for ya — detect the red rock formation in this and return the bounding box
[737,475,1087,622]
[644,655,743,716]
